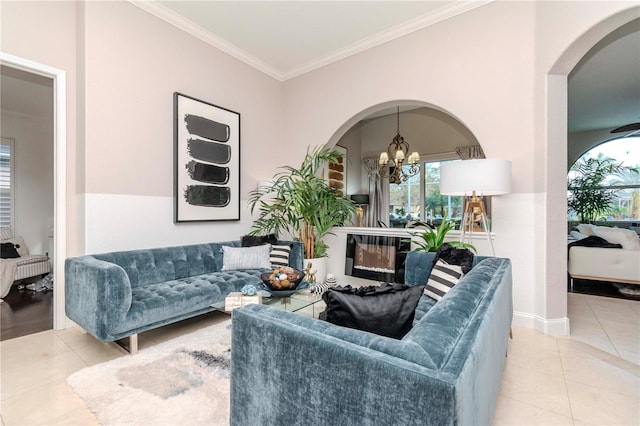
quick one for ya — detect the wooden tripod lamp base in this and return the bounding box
[460,191,495,256]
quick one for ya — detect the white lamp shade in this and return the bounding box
[440,159,512,196]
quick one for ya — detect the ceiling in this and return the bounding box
[568,19,640,133]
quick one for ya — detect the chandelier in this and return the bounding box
[378,107,420,184]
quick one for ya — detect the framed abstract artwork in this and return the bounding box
[174,92,240,222]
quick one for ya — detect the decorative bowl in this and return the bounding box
[260,268,305,296]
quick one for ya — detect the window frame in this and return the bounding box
[388,151,462,226]
[568,136,640,222]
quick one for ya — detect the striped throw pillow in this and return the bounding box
[425,259,464,301]
[270,244,292,268]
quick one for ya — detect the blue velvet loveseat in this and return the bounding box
[230,251,512,426]
[65,240,302,353]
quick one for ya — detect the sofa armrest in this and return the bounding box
[230,305,452,426]
[65,256,132,341]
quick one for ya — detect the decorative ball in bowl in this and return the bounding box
[260,266,304,296]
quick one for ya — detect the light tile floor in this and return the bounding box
[1,295,638,425]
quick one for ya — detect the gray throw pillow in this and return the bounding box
[221,245,272,270]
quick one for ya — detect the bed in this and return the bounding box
[568,225,640,288]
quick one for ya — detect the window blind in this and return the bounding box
[0,142,13,228]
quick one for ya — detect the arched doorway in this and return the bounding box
[326,100,482,229]
[545,9,639,335]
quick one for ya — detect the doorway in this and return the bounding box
[0,52,67,335]
[545,10,640,337]
[0,66,54,340]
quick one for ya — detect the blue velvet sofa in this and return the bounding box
[230,252,512,426]
[65,240,303,353]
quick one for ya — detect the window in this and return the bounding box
[568,136,640,223]
[389,159,463,227]
[0,138,14,228]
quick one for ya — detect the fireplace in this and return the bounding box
[344,234,409,283]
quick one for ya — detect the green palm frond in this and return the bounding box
[248,146,355,258]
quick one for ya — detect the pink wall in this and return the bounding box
[0,1,82,254]
[283,1,538,193]
[82,1,283,198]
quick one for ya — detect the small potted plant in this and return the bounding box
[407,214,476,253]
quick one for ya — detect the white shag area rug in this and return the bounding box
[67,319,232,426]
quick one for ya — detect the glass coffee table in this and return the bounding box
[212,290,324,318]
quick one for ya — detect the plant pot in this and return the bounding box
[303,257,327,285]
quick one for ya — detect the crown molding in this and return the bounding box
[281,1,494,80]
[129,0,493,82]
[128,0,284,80]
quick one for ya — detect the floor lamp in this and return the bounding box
[439,159,512,256]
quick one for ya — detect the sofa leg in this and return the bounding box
[130,334,138,355]
[114,333,139,355]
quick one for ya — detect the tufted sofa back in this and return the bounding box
[90,240,303,288]
[92,243,222,288]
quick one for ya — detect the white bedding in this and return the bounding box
[0,259,18,299]
[568,246,640,284]
[0,256,51,299]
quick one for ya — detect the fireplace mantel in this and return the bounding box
[323,226,495,287]
[333,226,493,240]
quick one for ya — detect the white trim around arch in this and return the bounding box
[0,52,68,330]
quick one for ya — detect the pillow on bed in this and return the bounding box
[593,227,640,250]
[2,237,28,256]
[0,242,20,258]
[576,223,597,236]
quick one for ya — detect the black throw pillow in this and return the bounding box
[321,283,425,339]
[0,242,21,259]
[433,243,474,274]
[241,234,278,247]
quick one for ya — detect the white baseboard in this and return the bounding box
[513,311,570,336]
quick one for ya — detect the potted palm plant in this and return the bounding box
[248,146,355,282]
